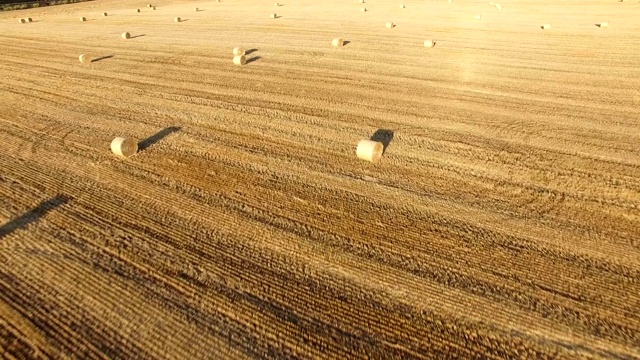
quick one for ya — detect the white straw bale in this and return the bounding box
[194,7,199,11]
[19,18,26,23]
[599,21,609,27]
[111,137,138,158]
[78,54,92,63]
[103,12,108,16]
[356,140,384,163]
[233,47,246,56]
[541,24,551,29]
[122,32,131,39]
[174,17,181,22]
[361,7,366,11]
[400,4,405,8]
[386,22,394,28]
[332,38,344,47]
[270,13,277,18]
[274,2,279,6]
[152,6,156,10]
[80,16,86,21]
[233,55,247,65]
[27,17,33,22]
[147,4,152,7]
[424,40,435,48]
[136,8,141,13]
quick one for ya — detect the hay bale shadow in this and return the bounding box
[246,48,258,55]
[246,56,261,64]
[130,34,146,39]
[138,126,181,151]
[0,195,72,240]
[370,129,394,154]
[343,40,351,46]
[91,55,114,62]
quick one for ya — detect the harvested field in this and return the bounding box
[0,0,639,358]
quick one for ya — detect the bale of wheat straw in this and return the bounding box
[599,21,609,27]
[27,18,33,22]
[385,22,394,28]
[270,13,277,18]
[19,18,26,23]
[361,7,366,11]
[136,8,141,13]
[233,55,246,65]
[332,38,344,47]
[233,47,245,56]
[174,17,181,22]
[147,4,152,7]
[274,2,279,6]
[103,12,108,16]
[80,16,86,21]
[541,24,551,30]
[356,140,383,163]
[359,0,365,3]
[152,6,156,10]
[194,7,199,11]
[400,4,405,8]
[122,32,131,39]
[111,137,138,157]
[78,54,92,63]
[424,40,435,48]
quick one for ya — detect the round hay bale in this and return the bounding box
[136,8,141,13]
[385,22,394,29]
[194,7,199,11]
[400,4,405,8]
[448,0,453,3]
[361,7,366,12]
[147,3,152,7]
[80,16,87,21]
[78,54,92,63]
[174,17,181,22]
[332,38,344,47]
[270,13,277,18]
[356,139,383,163]
[103,12,108,16]
[541,24,551,30]
[19,18,26,23]
[152,6,156,10]
[274,2,279,6]
[599,21,609,27]
[233,47,246,56]
[111,137,138,157]
[122,32,131,39]
[495,3,502,10]
[27,18,33,22]
[233,55,246,65]
[424,40,435,48]
[359,0,365,3]
[475,14,482,19]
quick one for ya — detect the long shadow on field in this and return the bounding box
[343,40,351,46]
[245,48,258,55]
[0,195,71,240]
[138,126,181,152]
[370,129,394,154]
[130,34,146,39]
[91,55,114,63]
[246,56,261,64]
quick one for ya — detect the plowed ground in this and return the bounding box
[1,0,639,358]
